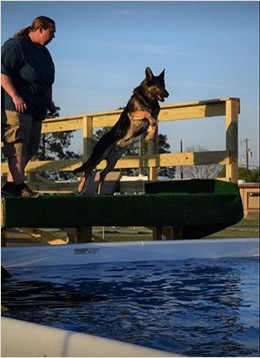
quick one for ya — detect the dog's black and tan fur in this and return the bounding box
[73,67,169,194]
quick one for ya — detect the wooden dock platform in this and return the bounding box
[1,180,244,243]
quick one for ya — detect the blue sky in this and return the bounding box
[1,1,259,168]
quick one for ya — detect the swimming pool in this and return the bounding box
[2,238,259,357]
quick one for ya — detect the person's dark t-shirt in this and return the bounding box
[1,35,55,121]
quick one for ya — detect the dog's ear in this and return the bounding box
[145,67,154,82]
[158,69,165,80]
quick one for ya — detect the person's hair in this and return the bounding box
[12,16,55,38]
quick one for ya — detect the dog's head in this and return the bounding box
[143,67,169,102]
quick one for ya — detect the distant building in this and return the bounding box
[239,182,260,217]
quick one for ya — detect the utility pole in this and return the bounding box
[242,138,252,182]
[180,140,183,179]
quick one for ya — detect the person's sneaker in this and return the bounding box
[15,183,39,198]
[1,182,16,196]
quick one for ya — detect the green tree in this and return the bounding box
[238,167,248,181]
[158,134,176,179]
[36,108,80,179]
[38,131,80,180]
[218,166,260,182]
[39,132,80,160]
[237,167,260,182]
[250,167,260,182]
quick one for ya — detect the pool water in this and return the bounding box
[2,257,259,357]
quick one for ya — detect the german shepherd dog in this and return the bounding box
[73,67,169,194]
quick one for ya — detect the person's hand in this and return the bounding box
[48,101,60,117]
[12,94,27,113]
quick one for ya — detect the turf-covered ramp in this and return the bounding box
[1,179,244,240]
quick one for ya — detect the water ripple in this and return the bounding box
[2,257,259,357]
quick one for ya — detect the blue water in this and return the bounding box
[2,257,259,357]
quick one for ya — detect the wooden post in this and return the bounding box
[76,226,92,243]
[147,132,158,180]
[152,226,163,240]
[82,116,93,159]
[172,226,183,240]
[77,116,94,243]
[1,229,7,247]
[26,172,37,187]
[225,99,239,183]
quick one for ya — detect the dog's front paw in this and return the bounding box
[145,125,157,141]
[145,133,154,141]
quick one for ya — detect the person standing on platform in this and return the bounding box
[1,16,59,197]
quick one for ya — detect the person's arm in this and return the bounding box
[1,73,27,112]
[46,86,60,117]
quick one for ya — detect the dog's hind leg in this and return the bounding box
[74,141,113,194]
[73,133,114,175]
[77,174,87,194]
[97,149,123,194]
[77,166,94,194]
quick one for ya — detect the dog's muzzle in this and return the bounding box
[159,90,169,102]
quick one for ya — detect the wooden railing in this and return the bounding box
[1,97,240,192]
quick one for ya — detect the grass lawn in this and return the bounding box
[91,216,259,242]
[208,216,259,239]
[6,215,257,245]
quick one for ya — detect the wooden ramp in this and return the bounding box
[1,180,244,241]
[84,171,121,194]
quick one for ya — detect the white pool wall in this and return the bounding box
[2,238,259,269]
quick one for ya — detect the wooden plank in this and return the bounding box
[42,119,83,133]
[1,151,229,175]
[40,98,235,133]
[93,114,121,128]
[160,97,238,108]
[158,102,226,122]
[112,151,229,169]
[1,159,80,174]
[155,151,229,166]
